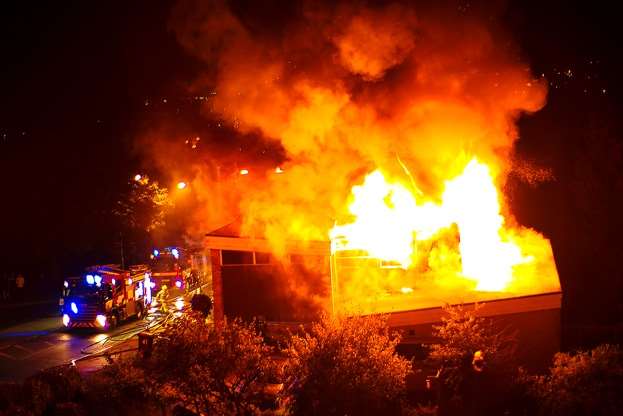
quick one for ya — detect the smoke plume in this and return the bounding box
[165,0,547,249]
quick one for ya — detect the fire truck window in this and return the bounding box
[254,252,272,264]
[151,256,178,272]
[221,250,254,265]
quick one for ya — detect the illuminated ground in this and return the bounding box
[0,296,189,382]
[0,317,139,382]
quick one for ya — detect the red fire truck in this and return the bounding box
[61,264,152,330]
[149,247,200,296]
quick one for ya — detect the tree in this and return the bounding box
[522,344,623,416]
[284,314,411,416]
[143,313,276,415]
[114,176,173,233]
[428,304,516,415]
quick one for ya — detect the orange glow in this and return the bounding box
[330,158,559,312]
[177,181,187,190]
[441,160,525,291]
[164,1,561,317]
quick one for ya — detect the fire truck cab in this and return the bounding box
[61,264,152,330]
[149,247,198,296]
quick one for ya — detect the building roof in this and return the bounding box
[204,218,330,255]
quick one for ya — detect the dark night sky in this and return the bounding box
[0,1,621,325]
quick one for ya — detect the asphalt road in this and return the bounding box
[0,296,189,382]
[0,316,139,382]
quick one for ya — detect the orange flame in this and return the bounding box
[331,158,555,297]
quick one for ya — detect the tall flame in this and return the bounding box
[331,158,535,292]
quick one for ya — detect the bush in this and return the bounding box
[428,304,516,415]
[0,382,28,416]
[190,294,213,317]
[522,344,623,416]
[144,312,276,415]
[284,314,411,416]
[81,358,162,416]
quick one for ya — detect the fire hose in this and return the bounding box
[79,298,189,356]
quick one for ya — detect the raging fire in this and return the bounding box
[331,157,559,310]
[161,1,562,315]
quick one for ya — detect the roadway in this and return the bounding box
[0,296,188,382]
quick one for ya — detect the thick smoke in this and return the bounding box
[167,0,547,248]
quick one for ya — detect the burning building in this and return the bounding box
[205,220,331,323]
[156,0,563,369]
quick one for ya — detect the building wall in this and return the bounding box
[210,248,330,322]
[390,294,561,372]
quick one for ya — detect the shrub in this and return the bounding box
[81,358,161,416]
[284,314,411,416]
[428,304,516,414]
[144,312,276,415]
[522,344,623,416]
[190,293,213,317]
[19,365,84,416]
[0,382,28,415]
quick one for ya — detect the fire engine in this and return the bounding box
[61,264,152,330]
[149,247,200,296]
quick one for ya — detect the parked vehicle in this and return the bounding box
[61,264,151,330]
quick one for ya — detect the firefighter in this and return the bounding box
[155,284,169,313]
[472,350,485,372]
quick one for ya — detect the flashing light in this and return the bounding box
[134,174,142,181]
[175,280,182,288]
[70,302,78,314]
[63,280,69,288]
[145,275,152,303]
[153,249,159,257]
[171,248,180,259]
[94,275,102,285]
[95,314,107,327]
[177,181,187,190]
[62,314,70,327]
[111,278,116,285]
[240,169,249,175]
[86,274,95,285]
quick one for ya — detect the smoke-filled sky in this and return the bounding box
[165,0,550,246]
[0,0,621,324]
